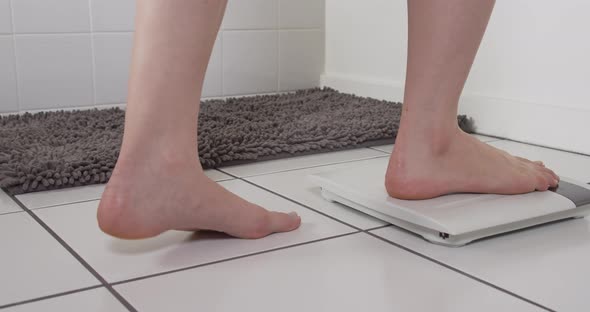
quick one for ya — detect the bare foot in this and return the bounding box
[97,153,301,239]
[386,128,560,200]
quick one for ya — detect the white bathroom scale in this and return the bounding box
[309,157,590,247]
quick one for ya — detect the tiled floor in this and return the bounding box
[1,135,590,311]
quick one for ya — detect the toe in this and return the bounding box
[267,211,301,234]
[516,156,545,167]
[221,201,301,239]
[543,167,560,182]
[535,175,550,191]
[534,171,557,191]
[239,209,301,239]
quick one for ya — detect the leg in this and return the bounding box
[386,0,559,199]
[97,0,300,239]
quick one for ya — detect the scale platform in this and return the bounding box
[309,157,590,247]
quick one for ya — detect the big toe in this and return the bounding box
[230,209,301,239]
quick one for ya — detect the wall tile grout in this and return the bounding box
[10,29,321,36]
[8,0,21,112]
[87,0,98,107]
[1,1,326,117]
[220,31,224,97]
[276,0,281,92]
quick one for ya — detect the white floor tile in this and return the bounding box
[372,218,590,312]
[17,184,105,210]
[3,288,126,312]
[35,180,353,283]
[116,233,542,312]
[370,144,393,154]
[203,169,233,182]
[247,158,388,229]
[369,134,500,154]
[472,134,501,142]
[221,148,386,177]
[0,189,21,215]
[16,169,232,210]
[489,140,590,182]
[0,213,98,306]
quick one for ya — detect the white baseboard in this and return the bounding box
[321,73,590,155]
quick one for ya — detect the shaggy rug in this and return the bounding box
[0,88,474,195]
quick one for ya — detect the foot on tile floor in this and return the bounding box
[386,127,560,200]
[97,154,301,239]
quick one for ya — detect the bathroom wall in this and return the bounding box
[0,0,324,114]
[323,0,590,154]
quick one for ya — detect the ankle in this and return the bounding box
[395,123,461,158]
[115,144,202,177]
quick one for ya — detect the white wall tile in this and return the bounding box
[202,34,222,98]
[11,0,91,33]
[280,0,325,29]
[223,0,277,30]
[0,0,12,34]
[3,1,326,113]
[0,36,18,113]
[90,0,135,32]
[93,33,133,104]
[15,34,94,110]
[223,31,278,95]
[279,30,324,91]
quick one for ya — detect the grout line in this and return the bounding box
[219,169,363,231]
[219,31,224,97]
[219,169,556,311]
[363,231,556,312]
[110,231,360,286]
[8,0,21,112]
[2,155,581,310]
[365,224,393,231]
[13,31,135,36]
[4,192,138,312]
[87,0,98,106]
[12,172,233,212]
[21,198,102,212]
[0,210,26,217]
[1,103,126,116]
[219,153,389,179]
[367,146,392,154]
[215,27,323,32]
[276,0,281,92]
[14,172,235,212]
[486,133,590,157]
[0,285,103,310]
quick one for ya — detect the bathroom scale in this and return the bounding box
[309,157,590,247]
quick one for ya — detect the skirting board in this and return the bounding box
[321,73,590,155]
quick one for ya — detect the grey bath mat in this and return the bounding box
[0,87,474,195]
